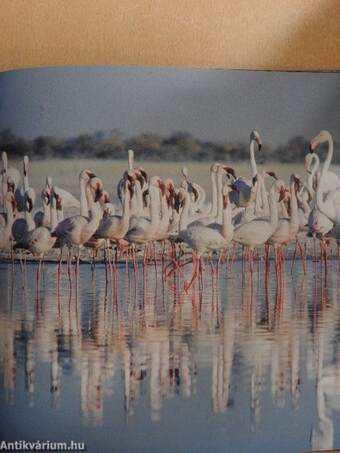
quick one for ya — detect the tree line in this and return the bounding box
[0,128,335,163]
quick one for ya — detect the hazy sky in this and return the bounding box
[0,66,339,147]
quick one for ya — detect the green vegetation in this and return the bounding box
[0,128,335,163]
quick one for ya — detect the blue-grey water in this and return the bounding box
[1,256,340,452]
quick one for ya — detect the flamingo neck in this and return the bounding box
[149,187,161,229]
[216,172,223,223]
[289,182,299,229]
[268,187,279,232]
[179,192,191,231]
[250,139,258,179]
[50,198,58,232]
[5,200,14,229]
[128,150,134,171]
[25,209,35,232]
[86,185,101,228]
[316,134,335,221]
[121,188,131,229]
[221,200,233,242]
[209,170,218,217]
[80,178,88,216]
[306,154,319,197]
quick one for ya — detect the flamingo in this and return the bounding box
[267,174,301,273]
[310,130,340,225]
[1,152,21,212]
[53,174,103,270]
[173,184,234,291]
[233,180,284,272]
[229,130,262,208]
[0,191,16,252]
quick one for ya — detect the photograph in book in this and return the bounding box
[1,66,340,453]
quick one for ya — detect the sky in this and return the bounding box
[0,66,339,147]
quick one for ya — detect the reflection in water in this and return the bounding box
[1,258,340,452]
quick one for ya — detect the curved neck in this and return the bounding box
[80,178,88,216]
[316,134,335,221]
[249,139,257,178]
[306,154,319,197]
[85,184,101,226]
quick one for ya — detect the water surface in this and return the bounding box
[1,256,340,452]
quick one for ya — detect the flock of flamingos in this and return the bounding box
[0,129,339,290]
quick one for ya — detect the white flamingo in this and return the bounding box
[233,180,284,272]
[0,191,16,252]
[310,131,340,225]
[174,185,234,291]
[53,174,103,268]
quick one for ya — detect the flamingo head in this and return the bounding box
[278,185,287,203]
[210,162,220,173]
[265,171,278,180]
[134,170,145,188]
[222,166,236,180]
[291,173,301,192]
[174,188,186,213]
[102,203,114,218]
[164,178,176,206]
[46,176,53,190]
[5,191,16,212]
[52,188,63,211]
[181,167,189,179]
[138,167,148,183]
[89,177,104,202]
[6,176,15,193]
[79,169,96,182]
[25,188,36,213]
[41,188,51,206]
[124,179,135,199]
[250,130,262,150]
[309,130,331,152]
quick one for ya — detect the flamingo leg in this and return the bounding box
[184,252,199,293]
[297,239,306,274]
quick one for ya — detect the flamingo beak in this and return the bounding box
[309,142,314,153]
[266,171,278,180]
[27,197,33,213]
[223,166,236,180]
[94,188,103,202]
[252,175,258,186]
[139,169,148,182]
[278,188,286,202]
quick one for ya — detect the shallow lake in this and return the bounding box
[1,253,340,453]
